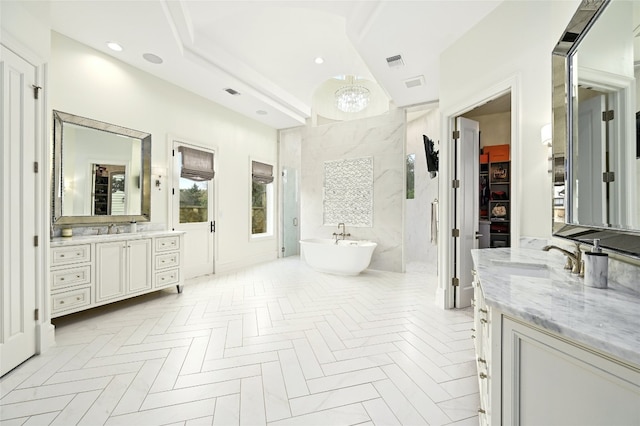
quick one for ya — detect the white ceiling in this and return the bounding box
[27,0,504,129]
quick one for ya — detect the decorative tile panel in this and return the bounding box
[323,157,373,227]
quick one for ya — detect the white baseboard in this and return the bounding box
[37,322,56,354]
[435,287,448,310]
[216,252,278,274]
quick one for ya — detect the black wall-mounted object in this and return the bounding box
[423,135,439,173]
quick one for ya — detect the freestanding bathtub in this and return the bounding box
[300,238,377,275]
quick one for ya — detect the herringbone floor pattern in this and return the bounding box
[1,257,478,425]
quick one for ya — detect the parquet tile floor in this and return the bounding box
[1,257,478,425]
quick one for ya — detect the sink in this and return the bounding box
[490,260,550,278]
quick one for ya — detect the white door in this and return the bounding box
[455,117,480,308]
[172,141,215,278]
[282,168,299,257]
[577,94,606,226]
[1,46,38,376]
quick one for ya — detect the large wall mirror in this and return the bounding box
[52,110,151,225]
[553,0,640,258]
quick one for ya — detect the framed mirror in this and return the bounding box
[552,0,640,258]
[52,110,151,225]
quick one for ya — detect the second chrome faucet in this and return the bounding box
[542,243,583,275]
[332,222,351,244]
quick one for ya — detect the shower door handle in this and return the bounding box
[293,218,298,227]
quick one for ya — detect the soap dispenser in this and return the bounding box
[583,239,608,288]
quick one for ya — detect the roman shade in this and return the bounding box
[252,161,274,184]
[179,146,214,181]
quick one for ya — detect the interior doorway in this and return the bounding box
[448,91,513,308]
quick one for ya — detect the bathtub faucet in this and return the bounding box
[332,223,351,244]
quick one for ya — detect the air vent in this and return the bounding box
[386,54,404,68]
[404,75,425,89]
[224,88,241,96]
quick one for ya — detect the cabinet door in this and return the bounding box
[127,239,152,294]
[502,317,640,425]
[96,241,126,302]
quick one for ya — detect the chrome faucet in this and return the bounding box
[542,243,583,275]
[332,223,351,244]
[107,223,117,234]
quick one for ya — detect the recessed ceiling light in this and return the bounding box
[143,53,163,64]
[256,110,268,115]
[314,57,324,64]
[107,42,123,52]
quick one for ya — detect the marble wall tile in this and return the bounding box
[301,109,405,272]
[521,236,640,295]
[52,222,165,238]
[405,111,440,269]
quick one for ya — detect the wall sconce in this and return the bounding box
[152,167,166,191]
[540,123,552,146]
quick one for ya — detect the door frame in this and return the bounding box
[436,76,520,309]
[167,135,218,275]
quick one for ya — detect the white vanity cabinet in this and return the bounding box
[153,235,182,291]
[50,244,93,317]
[502,317,640,425]
[95,238,152,302]
[50,231,184,318]
[473,271,640,425]
[472,273,500,426]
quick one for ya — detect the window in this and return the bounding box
[179,179,208,223]
[406,153,415,199]
[251,160,274,237]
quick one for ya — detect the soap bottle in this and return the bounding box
[583,239,608,288]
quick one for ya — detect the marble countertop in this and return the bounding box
[51,230,185,247]
[471,248,640,367]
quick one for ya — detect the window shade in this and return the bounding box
[252,161,274,184]
[179,146,214,181]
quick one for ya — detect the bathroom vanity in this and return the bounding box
[50,231,184,317]
[471,248,640,425]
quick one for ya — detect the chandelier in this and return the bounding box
[335,81,370,113]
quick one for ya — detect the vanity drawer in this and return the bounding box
[51,287,91,315]
[155,252,179,270]
[51,244,91,266]
[155,269,179,288]
[51,265,92,290]
[155,236,179,253]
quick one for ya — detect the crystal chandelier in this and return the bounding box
[335,80,370,113]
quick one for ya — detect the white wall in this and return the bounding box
[50,32,279,272]
[474,112,511,148]
[1,1,50,61]
[405,110,439,267]
[440,0,581,240]
[301,109,405,272]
